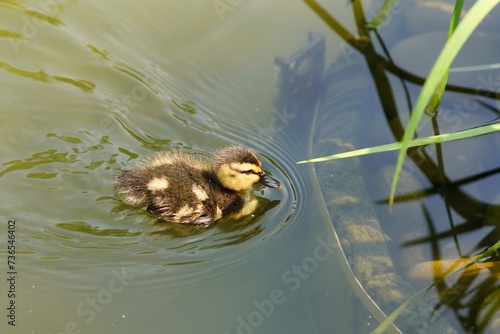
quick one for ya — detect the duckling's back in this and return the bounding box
[114,152,244,224]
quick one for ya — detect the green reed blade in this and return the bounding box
[297,123,500,164]
[389,0,499,205]
[426,0,464,114]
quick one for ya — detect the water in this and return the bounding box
[4,1,498,333]
[0,1,368,333]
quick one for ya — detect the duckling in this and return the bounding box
[114,145,281,225]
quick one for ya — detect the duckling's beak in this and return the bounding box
[259,173,281,189]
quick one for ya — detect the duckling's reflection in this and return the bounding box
[149,196,280,246]
[109,193,280,244]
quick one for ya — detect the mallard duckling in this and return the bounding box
[114,145,281,225]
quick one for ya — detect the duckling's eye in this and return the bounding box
[241,170,255,175]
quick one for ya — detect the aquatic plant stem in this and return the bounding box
[426,0,464,114]
[365,0,397,29]
[371,239,500,334]
[389,0,499,205]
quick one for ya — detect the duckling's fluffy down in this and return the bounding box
[115,151,254,224]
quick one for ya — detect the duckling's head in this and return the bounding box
[214,145,281,192]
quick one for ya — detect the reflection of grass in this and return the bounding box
[369,1,500,332]
[425,0,463,114]
[372,240,500,334]
[387,0,499,205]
[364,1,500,332]
[0,29,24,39]
[302,0,500,332]
[300,0,500,205]
[0,61,95,92]
[0,149,77,178]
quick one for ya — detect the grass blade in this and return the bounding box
[389,0,499,205]
[426,0,464,114]
[297,123,500,164]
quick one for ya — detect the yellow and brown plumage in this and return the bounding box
[114,145,281,225]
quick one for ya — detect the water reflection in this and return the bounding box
[0,0,345,333]
[0,61,96,92]
[108,195,282,250]
[2,129,293,260]
[109,175,289,254]
[56,221,142,237]
[305,0,500,332]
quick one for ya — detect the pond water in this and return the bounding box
[2,0,499,333]
[0,0,373,333]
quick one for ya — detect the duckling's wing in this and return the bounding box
[147,203,212,225]
[146,203,172,220]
